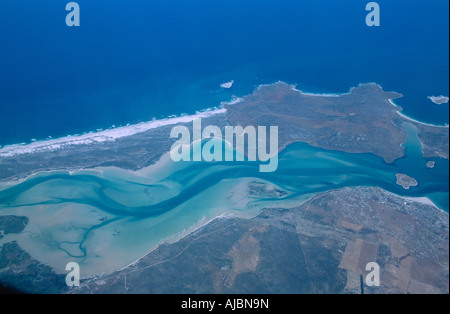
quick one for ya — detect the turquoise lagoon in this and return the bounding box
[0,122,448,277]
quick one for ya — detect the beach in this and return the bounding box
[0,108,227,158]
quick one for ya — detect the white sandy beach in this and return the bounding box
[401,196,440,209]
[389,99,449,128]
[381,188,443,211]
[0,108,227,158]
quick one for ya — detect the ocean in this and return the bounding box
[0,0,448,146]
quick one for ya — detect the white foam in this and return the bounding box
[292,82,382,98]
[221,96,244,106]
[300,92,341,97]
[292,83,447,128]
[0,109,227,158]
[293,87,342,98]
[389,100,449,128]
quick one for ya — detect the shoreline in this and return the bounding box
[79,185,447,283]
[85,185,316,280]
[113,213,235,276]
[399,195,444,211]
[402,196,439,208]
[389,99,449,128]
[292,81,384,98]
[380,187,446,213]
[1,81,448,160]
[292,82,448,129]
[0,108,227,158]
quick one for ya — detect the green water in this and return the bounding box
[0,124,448,276]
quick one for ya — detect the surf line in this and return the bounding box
[170,119,279,173]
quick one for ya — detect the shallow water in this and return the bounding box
[0,123,447,277]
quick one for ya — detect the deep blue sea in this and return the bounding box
[0,0,448,146]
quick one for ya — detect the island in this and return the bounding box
[396,174,419,190]
[428,95,449,105]
[220,80,234,89]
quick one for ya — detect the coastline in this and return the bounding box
[114,213,235,276]
[74,185,447,287]
[91,183,314,279]
[293,82,383,98]
[293,82,448,129]
[1,82,448,159]
[389,99,450,128]
[397,194,445,212]
[0,108,227,158]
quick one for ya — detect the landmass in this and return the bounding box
[0,82,448,294]
[396,174,419,190]
[427,161,436,169]
[428,96,449,105]
[224,82,449,163]
[416,124,450,159]
[1,187,447,294]
[0,82,448,182]
[220,80,234,89]
[0,216,28,240]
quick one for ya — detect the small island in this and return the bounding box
[396,173,419,190]
[426,161,436,169]
[220,80,234,89]
[428,96,449,105]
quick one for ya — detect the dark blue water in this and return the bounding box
[0,0,449,146]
